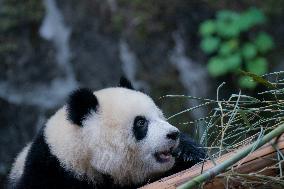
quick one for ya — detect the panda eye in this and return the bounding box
[133,116,149,140]
[134,116,148,128]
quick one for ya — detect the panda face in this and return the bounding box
[131,114,180,174]
[80,87,180,185]
[45,83,181,186]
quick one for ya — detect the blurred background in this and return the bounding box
[0,0,283,187]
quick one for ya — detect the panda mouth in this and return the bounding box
[154,147,174,163]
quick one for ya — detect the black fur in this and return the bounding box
[167,133,206,175]
[67,88,98,126]
[10,87,206,188]
[133,116,148,141]
[12,128,132,189]
[118,76,134,90]
[12,130,205,189]
[13,129,96,189]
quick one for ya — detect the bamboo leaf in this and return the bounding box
[177,123,284,189]
[240,71,276,89]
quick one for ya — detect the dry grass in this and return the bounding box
[164,71,284,188]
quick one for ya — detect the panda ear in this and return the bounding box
[67,88,98,126]
[118,76,134,90]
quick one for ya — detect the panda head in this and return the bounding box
[45,78,180,185]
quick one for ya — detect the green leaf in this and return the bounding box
[238,75,257,89]
[254,32,274,53]
[200,37,220,54]
[240,70,276,89]
[238,8,266,32]
[242,43,257,59]
[217,10,239,21]
[245,7,266,25]
[219,39,239,56]
[207,57,228,77]
[246,57,268,75]
[215,8,266,37]
[226,53,242,71]
[238,14,253,31]
[199,20,216,36]
[216,10,241,38]
[216,19,240,38]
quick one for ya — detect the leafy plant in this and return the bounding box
[199,8,274,89]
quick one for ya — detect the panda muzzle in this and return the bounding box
[154,147,176,163]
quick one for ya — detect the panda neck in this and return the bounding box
[44,108,101,182]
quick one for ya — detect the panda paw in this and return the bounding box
[163,133,206,176]
[173,132,206,166]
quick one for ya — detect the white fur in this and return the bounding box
[44,107,102,183]
[9,143,31,184]
[15,87,179,186]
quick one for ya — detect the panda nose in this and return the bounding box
[166,131,180,141]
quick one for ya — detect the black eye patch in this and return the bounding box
[133,116,148,141]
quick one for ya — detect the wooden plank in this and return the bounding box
[140,134,284,189]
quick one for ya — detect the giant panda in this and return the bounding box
[8,77,205,189]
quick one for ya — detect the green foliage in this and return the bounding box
[200,36,220,53]
[242,43,257,60]
[199,8,274,89]
[246,57,268,75]
[238,75,257,89]
[225,53,242,71]
[219,39,239,56]
[254,32,275,53]
[207,57,227,76]
[240,71,276,89]
[207,53,242,77]
[199,20,216,36]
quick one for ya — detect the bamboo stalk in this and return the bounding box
[178,123,284,189]
[140,133,284,189]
